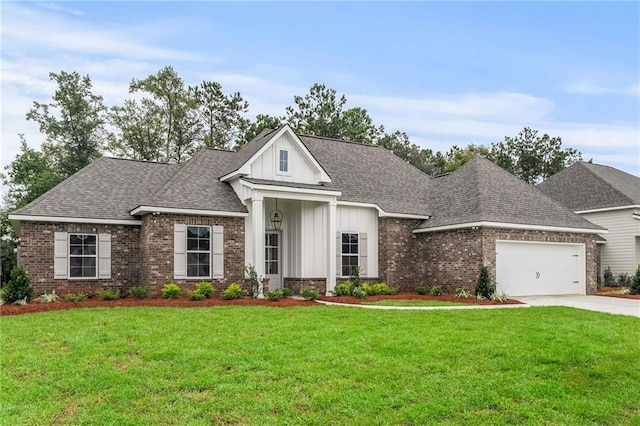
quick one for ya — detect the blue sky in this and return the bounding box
[2,1,639,179]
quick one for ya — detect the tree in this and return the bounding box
[237,114,283,149]
[26,71,107,177]
[340,107,384,145]
[286,83,347,139]
[107,99,165,161]
[490,127,581,185]
[189,81,249,150]
[129,66,201,163]
[441,144,491,174]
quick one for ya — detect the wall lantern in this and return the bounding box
[270,199,283,230]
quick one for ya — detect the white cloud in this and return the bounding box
[563,78,640,97]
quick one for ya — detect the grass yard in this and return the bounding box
[362,299,468,307]
[1,306,639,425]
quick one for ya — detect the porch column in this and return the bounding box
[326,200,337,295]
[252,196,265,298]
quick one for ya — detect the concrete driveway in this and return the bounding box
[517,295,640,317]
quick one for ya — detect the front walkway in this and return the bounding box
[516,295,640,317]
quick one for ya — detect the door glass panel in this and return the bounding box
[265,233,280,276]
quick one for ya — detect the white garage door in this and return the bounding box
[496,241,585,296]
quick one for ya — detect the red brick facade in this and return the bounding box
[19,222,141,296]
[378,218,423,291]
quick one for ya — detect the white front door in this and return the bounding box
[265,231,281,291]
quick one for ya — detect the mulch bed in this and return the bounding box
[597,286,640,300]
[0,297,317,317]
[318,293,523,305]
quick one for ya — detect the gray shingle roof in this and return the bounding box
[537,162,640,211]
[300,135,432,216]
[144,148,247,213]
[241,177,333,191]
[220,128,279,177]
[12,157,180,221]
[415,156,603,231]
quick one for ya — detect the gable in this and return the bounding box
[221,125,331,184]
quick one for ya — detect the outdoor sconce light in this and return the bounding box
[270,199,283,230]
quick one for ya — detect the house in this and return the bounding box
[538,161,640,277]
[9,125,604,298]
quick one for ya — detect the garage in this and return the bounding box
[495,241,585,296]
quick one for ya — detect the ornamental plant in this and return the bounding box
[161,283,181,299]
[629,265,640,295]
[476,266,494,300]
[195,281,214,298]
[130,286,149,299]
[222,283,243,300]
[4,267,33,303]
[300,286,319,301]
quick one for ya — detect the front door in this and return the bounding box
[265,231,281,291]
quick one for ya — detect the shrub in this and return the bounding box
[352,286,367,299]
[99,288,121,300]
[491,292,509,303]
[629,265,640,295]
[430,285,444,296]
[188,289,207,301]
[416,286,428,295]
[130,286,149,299]
[617,273,631,287]
[161,283,181,299]
[65,293,88,302]
[267,289,283,301]
[12,297,28,306]
[349,266,362,288]
[4,267,33,304]
[455,287,472,299]
[222,283,243,300]
[300,286,319,301]
[333,281,352,296]
[0,288,6,305]
[35,290,60,303]
[372,282,393,295]
[603,266,615,286]
[245,264,262,298]
[195,281,214,298]
[476,266,494,299]
[280,287,293,298]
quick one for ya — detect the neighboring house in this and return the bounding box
[9,125,604,298]
[538,161,640,277]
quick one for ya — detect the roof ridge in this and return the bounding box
[299,133,383,147]
[100,156,177,166]
[576,161,635,206]
[145,150,204,206]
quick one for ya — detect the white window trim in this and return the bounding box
[340,231,359,278]
[68,233,98,280]
[186,225,212,279]
[276,148,291,176]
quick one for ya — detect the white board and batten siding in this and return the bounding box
[250,133,322,184]
[496,241,585,296]
[336,205,378,278]
[580,208,640,275]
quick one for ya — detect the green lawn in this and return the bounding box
[362,299,468,307]
[1,306,639,425]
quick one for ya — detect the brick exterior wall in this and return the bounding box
[140,214,245,297]
[283,278,327,294]
[378,218,423,291]
[19,222,140,296]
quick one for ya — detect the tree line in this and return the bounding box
[0,66,582,281]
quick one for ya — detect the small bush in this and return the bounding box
[4,267,33,304]
[352,286,367,299]
[629,265,640,295]
[372,282,396,295]
[455,287,472,298]
[333,281,352,296]
[476,266,494,299]
[301,286,319,301]
[617,273,631,287]
[0,288,6,305]
[349,266,362,288]
[66,293,88,302]
[280,288,293,298]
[188,289,207,301]
[161,283,181,299]
[12,297,28,306]
[430,285,444,296]
[267,289,283,301]
[99,288,121,300]
[491,292,509,303]
[603,266,615,286]
[35,290,60,303]
[130,286,149,299]
[222,283,243,300]
[416,286,428,295]
[245,265,262,298]
[195,281,214,298]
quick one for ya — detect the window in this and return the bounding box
[341,233,359,276]
[187,226,211,278]
[278,149,289,173]
[69,234,97,278]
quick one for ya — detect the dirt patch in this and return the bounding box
[0,297,317,317]
[318,293,523,305]
[597,286,640,299]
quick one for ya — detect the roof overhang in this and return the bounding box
[413,221,607,235]
[8,214,142,232]
[220,125,331,183]
[336,201,430,220]
[130,206,248,217]
[241,179,342,197]
[575,205,640,214]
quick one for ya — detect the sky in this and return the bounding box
[1,1,639,182]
